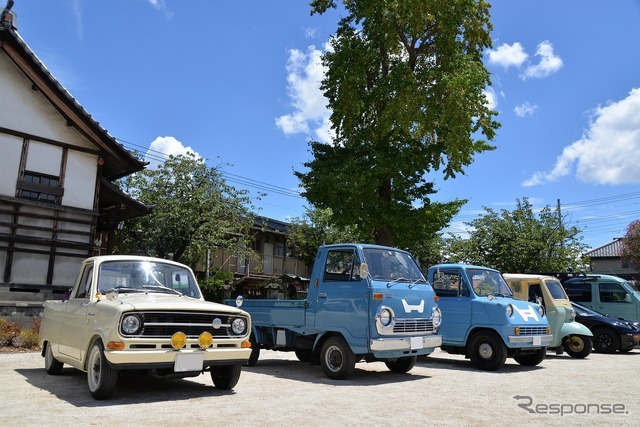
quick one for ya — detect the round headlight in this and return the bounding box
[379,307,393,327]
[568,307,576,321]
[506,304,514,317]
[432,307,442,328]
[538,304,545,317]
[231,317,247,335]
[121,314,142,335]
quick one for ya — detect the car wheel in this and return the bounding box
[320,336,356,380]
[245,334,260,367]
[592,327,620,354]
[210,365,242,390]
[563,335,592,358]
[87,341,118,400]
[385,356,417,373]
[513,349,546,366]
[468,331,507,371]
[44,342,63,375]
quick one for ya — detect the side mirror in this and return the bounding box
[624,293,632,303]
[235,295,244,308]
[359,263,369,279]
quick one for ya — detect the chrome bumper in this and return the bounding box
[508,334,553,345]
[370,335,442,351]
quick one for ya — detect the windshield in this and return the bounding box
[363,248,425,282]
[467,269,513,297]
[98,260,201,298]
[544,279,568,300]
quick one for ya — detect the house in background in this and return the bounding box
[0,4,149,324]
[584,238,638,281]
[204,217,311,300]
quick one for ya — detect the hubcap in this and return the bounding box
[478,342,494,359]
[596,334,612,349]
[568,337,584,352]
[325,345,343,372]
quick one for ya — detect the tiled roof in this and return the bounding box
[585,238,623,258]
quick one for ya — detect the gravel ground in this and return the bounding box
[1,348,638,426]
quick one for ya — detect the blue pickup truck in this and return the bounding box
[426,264,552,371]
[226,244,443,379]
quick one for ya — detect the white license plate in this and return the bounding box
[410,337,423,350]
[174,353,204,372]
[533,336,542,346]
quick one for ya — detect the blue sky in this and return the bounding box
[11,0,640,250]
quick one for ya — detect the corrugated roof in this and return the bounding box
[585,238,623,258]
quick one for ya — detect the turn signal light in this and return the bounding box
[241,341,252,348]
[107,341,125,350]
[373,293,384,300]
[514,327,520,335]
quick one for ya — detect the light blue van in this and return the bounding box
[427,264,552,371]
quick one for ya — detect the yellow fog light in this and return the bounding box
[514,327,520,335]
[198,331,213,349]
[171,331,187,349]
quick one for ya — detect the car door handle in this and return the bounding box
[318,293,327,299]
[81,302,89,307]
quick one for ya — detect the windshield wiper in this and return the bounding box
[409,279,427,289]
[387,277,412,288]
[142,285,183,296]
[112,286,144,293]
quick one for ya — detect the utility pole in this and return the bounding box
[557,199,564,250]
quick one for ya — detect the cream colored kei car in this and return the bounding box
[38,255,252,400]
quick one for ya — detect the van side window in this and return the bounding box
[599,282,628,303]
[432,271,468,298]
[324,250,356,282]
[564,282,592,302]
[74,266,94,299]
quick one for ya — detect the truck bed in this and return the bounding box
[226,299,308,329]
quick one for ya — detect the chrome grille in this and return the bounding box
[121,311,247,338]
[518,326,548,335]
[393,319,434,334]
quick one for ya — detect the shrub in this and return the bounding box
[0,319,22,347]
[13,328,39,349]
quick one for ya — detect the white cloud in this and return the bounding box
[487,42,528,69]
[514,101,538,117]
[275,45,334,145]
[523,88,640,186]
[483,88,498,110]
[521,41,563,80]
[147,0,173,18]
[144,136,201,169]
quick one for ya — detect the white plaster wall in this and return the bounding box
[0,53,93,150]
[63,150,97,209]
[25,140,62,176]
[0,133,22,196]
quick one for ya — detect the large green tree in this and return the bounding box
[444,198,588,273]
[296,0,499,247]
[116,153,255,264]
[621,219,640,272]
[287,207,366,266]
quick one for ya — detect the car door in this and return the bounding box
[313,248,368,347]
[59,264,94,360]
[431,268,471,344]
[597,281,635,319]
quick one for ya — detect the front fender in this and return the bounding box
[559,322,593,339]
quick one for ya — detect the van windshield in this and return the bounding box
[467,269,513,297]
[544,279,568,300]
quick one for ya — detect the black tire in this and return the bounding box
[87,341,118,400]
[385,356,417,373]
[563,335,592,358]
[320,336,356,380]
[245,334,260,367]
[592,327,620,354]
[294,349,312,362]
[619,348,633,353]
[44,342,63,375]
[210,365,242,390]
[468,331,507,371]
[513,349,546,366]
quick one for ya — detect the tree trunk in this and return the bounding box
[375,178,393,247]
